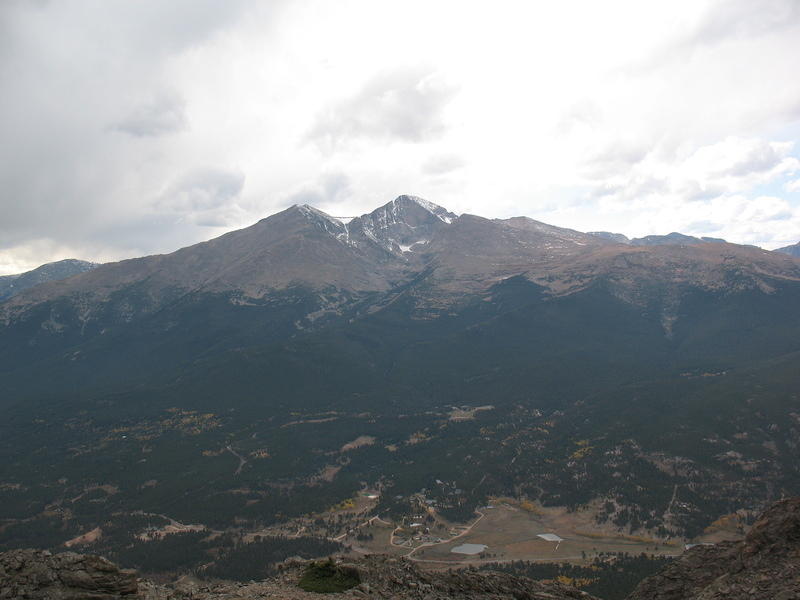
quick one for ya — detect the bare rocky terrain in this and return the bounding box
[628,496,800,600]
[1,550,598,600]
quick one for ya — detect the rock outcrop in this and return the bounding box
[628,496,800,600]
[328,555,599,599]
[0,548,138,599]
[0,550,597,600]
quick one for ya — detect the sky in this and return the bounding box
[2,0,800,274]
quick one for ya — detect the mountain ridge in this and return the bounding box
[2,195,800,553]
[0,258,98,301]
[3,197,798,319]
[776,240,800,257]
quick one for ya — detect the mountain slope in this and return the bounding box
[588,232,729,245]
[628,497,800,600]
[776,240,800,257]
[1,196,800,549]
[0,258,97,301]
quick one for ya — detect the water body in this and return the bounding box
[451,543,488,555]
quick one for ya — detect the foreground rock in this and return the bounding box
[321,555,599,599]
[628,496,800,600]
[0,550,597,600]
[0,549,137,599]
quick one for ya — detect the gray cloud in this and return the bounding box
[1,1,798,271]
[158,167,245,226]
[286,172,353,210]
[689,0,800,47]
[725,141,782,177]
[582,141,650,175]
[589,173,669,202]
[631,0,800,73]
[681,181,727,202]
[112,92,188,137]
[421,154,466,176]
[307,67,458,148]
[0,1,261,260]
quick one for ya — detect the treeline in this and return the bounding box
[0,515,82,551]
[109,531,209,573]
[102,529,344,581]
[202,536,344,581]
[480,553,673,600]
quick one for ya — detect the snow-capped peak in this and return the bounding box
[288,197,457,252]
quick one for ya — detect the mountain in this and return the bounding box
[2,195,800,559]
[0,258,97,301]
[630,232,726,246]
[588,231,630,243]
[776,241,800,257]
[588,231,730,246]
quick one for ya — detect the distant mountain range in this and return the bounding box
[776,241,800,257]
[588,231,729,245]
[1,195,800,554]
[0,258,97,301]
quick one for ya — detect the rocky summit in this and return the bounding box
[0,551,597,600]
[0,548,137,599]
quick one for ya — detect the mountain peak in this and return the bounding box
[294,203,344,225]
[588,231,631,244]
[277,204,349,241]
[344,196,457,254]
[0,258,98,302]
[390,194,456,224]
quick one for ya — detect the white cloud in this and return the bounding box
[2,0,800,273]
[307,67,458,149]
[582,138,799,219]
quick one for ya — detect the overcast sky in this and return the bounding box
[2,0,800,274]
